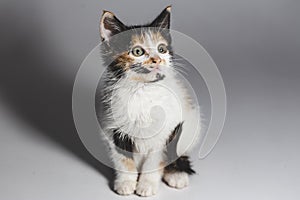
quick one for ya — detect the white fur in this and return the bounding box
[163,172,189,189]
[114,180,137,195]
[106,71,200,154]
[136,177,159,196]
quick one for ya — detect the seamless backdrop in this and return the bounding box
[0,0,299,200]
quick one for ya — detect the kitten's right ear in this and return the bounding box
[100,11,126,42]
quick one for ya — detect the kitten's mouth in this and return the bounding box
[130,63,163,74]
[130,64,165,83]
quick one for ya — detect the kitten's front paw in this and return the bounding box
[163,172,189,189]
[136,180,159,197]
[114,180,137,195]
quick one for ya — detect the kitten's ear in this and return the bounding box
[150,6,171,29]
[100,11,126,41]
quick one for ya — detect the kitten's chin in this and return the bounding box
[130,72,166,83]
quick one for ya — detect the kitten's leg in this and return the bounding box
[135,153,164,197]
[163,155,195,189]
[112,152,138,195]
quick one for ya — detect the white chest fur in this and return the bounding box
[108,78,184,152]
[103,71,201,155]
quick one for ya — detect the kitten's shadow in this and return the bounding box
[0,4,114,189]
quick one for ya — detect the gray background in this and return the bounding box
[0,0,299,199]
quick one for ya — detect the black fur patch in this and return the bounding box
[165,156,196,175]
[112,129,134,153]
[148,73,165,83]
[166,122,183,162]
[150,6,171,29]
[167,122,183,144]
[130,63,152,74]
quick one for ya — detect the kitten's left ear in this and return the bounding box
[150,5,171,29]
[100,10,126,42]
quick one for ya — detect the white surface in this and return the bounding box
[1,89,299,200]
[1,0,299,199]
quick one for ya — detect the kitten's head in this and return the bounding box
[100,6,173,83]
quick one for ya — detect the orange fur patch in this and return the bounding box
[159,161,166,174]
[160,161,166,169]
[122,158,136,171]
[115,52,134,70]
[132,34,145,46]
[130,76,147,82]
[143,57,166,66]
[149,31,167,45]
[143,57,158,65]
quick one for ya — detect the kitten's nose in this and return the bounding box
[151,56,161,64]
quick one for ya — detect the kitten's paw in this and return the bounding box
[163,172,189,189]
[136,180,159,197]
[114,180,137,195]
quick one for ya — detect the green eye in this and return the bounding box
[131,46,145,57]
[158,44,168,54]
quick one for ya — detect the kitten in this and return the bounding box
[98,6,201,196]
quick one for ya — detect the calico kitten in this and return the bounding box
[99,6,201,196]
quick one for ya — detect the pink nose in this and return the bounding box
[151,56,161,64]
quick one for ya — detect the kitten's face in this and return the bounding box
[123,30,172,82]
[100,6,173,83]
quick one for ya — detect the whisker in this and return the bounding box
[171,57,185,61]
[171,65,189,76]
[173,63,189,72]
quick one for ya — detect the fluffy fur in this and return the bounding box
[98,6,201,196]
